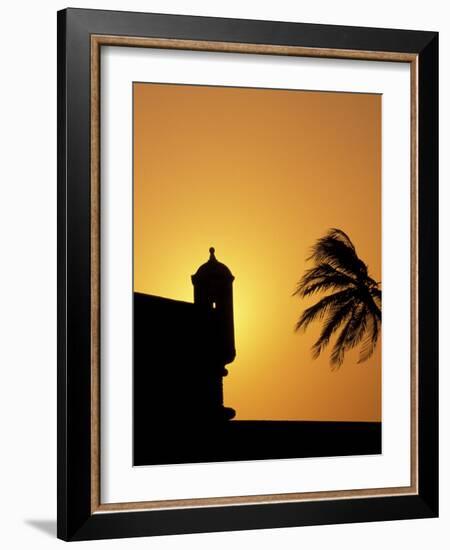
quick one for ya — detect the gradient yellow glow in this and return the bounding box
[134,82,381,422]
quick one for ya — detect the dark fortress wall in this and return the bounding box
[133,292,225,437]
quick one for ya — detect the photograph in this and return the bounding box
[133,82,382,465]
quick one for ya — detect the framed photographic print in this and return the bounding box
[57,8,438,541]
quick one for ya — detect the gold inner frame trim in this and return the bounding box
[90,34,419,514]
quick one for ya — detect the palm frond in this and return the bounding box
[345,303,369,348]
[311,299,355,359]
[308,228,368,279]
[357,313,380,363]
[293,263,357,298]
[295,289,355,332]
[367,289,382,321]
[330,310,358,367]
[370,287,382,317]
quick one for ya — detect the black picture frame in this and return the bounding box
[57,7,438,541]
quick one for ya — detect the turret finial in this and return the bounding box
[209,247,216,260]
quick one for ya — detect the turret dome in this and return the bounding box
[192,247,234,283]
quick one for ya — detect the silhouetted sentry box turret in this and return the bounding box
[133,248,236,451]
[191,247,236,366]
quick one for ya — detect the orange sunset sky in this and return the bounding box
[133,82,382,422]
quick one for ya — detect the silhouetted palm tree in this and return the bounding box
[293,228,381,368]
